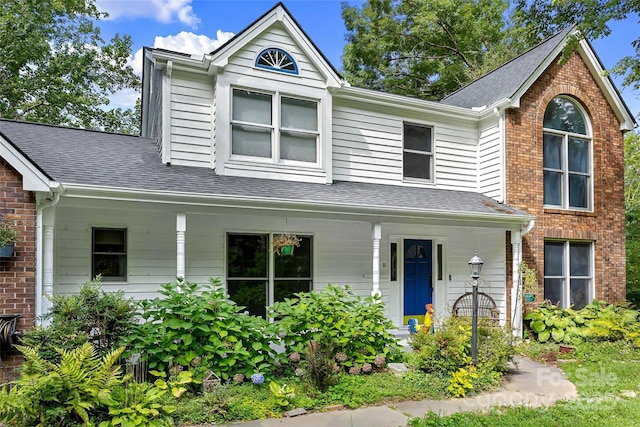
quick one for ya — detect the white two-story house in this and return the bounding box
[0,2,635,353]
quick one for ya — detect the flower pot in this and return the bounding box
[0,244,14,258]
[524,293,535,302]
[280,244,295,256]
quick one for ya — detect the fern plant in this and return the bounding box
[0,343,123,426]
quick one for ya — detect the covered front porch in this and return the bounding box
[37,186,533,332]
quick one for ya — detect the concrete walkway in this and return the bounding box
[230,357,577,427]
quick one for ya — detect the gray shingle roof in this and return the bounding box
[441,28,572,109]
[0,119,530,220]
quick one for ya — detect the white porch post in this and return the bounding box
[176,213,186,280]
[511,230,523,337]
[371,223,381,298]
[42,208,55,321]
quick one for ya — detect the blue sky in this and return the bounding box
[95,0,639,118]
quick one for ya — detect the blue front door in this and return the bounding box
[404,239,432,323]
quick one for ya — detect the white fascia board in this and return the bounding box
[475,98,513,119]
[210,14,279,68]
[578,40,637,131]
[150,50,210,74]
[0,136,52,192]
[335,86,481,121]
[209,5,342,87]
[279,13,342,88]
[508,38,569,110]
[59,183,534,226]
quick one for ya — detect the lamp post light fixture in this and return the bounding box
[468,253,484,366]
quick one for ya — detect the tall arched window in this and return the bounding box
[255,48,298,74]
[543,96,592,209]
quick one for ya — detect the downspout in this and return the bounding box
[35,184,63,323]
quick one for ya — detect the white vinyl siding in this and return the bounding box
[332,99,478,190]
[53,202,509,327]
[478,116,503,200]
[169,70,213,167]
[226,23,325,88]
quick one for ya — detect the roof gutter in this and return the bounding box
[335,86,481,121]
[58,183,534,225]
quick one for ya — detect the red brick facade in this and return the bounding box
[0,158,37,381]
[505,52,627,317]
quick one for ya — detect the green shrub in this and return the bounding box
[407,316,514,397]
[127,278,278,381]
[270,285,401,372]
[0,343,123,426]
[408,316,471,374]
[524,300,640,345]
[20,277,136,362]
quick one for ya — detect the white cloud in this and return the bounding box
[108,88,140,110]
[96,0,200,28]
[130,30,235,75]
[113,30,235,110]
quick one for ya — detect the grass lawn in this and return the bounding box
[408,341,640,427]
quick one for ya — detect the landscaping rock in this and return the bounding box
[284,408,307,417]
[387,362,408,375]
[324,404,344,411]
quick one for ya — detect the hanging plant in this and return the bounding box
[272,234,300,256]
[0,220,20,258]
[519,261,538,302]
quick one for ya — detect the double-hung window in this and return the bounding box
[226,233,313,318]
[231,89,319,164]
[543,97,592,209]
[403,123,434,182]
[544,241,592,309]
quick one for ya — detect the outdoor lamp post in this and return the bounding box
[468,253,484,366]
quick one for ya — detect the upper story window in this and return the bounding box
[231,89,319,164]
[255,48,298,74]
[543,97,592,210]
[403,123,434,182]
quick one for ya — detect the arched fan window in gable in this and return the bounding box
[255,48,298,74]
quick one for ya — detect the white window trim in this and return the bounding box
[543,97,593,212]
[544,240,594,309]
[253,47,300,76]
[230,87,321,167]
[402,121,436,184]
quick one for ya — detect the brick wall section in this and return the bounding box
[505,52,626,317]
[0,158,37,381]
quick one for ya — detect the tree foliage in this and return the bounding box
[0,0,140,133]
[343,0,640,99]
[512,0,640,92]
[626,131,640,303]
[341,0,512,100]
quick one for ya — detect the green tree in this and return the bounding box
[341,0,512,100]
[513,0,640,91]
[626,131,640,304]
[0,0,140,133]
